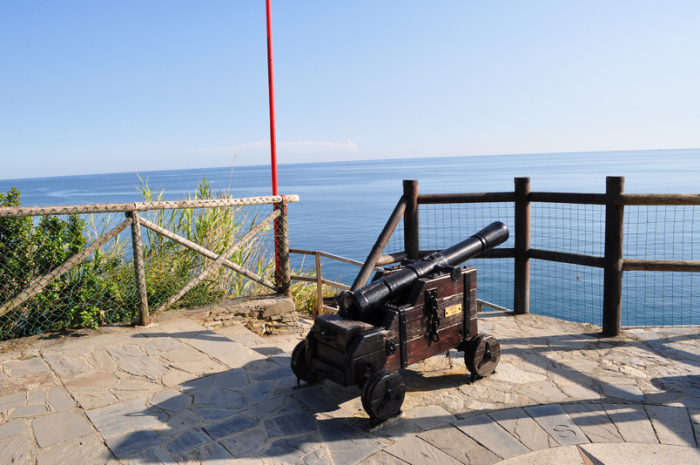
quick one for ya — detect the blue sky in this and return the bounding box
[1,1,699,180]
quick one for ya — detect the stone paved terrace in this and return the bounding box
[1,311,699,464]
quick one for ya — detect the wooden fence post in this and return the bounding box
[275,198,292,297]
[514,177,531,314]
[128,211,150,326]
[403,180,420,260]
[315,251,323,316]
[603,176,625,336]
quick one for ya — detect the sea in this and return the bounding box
[2,148,699,326]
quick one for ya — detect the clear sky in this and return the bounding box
[2,1,699,180]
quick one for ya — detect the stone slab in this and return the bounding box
[261,435,325,464]
[384,435,464,465]
[149,389,192,412]
[495,446,585,465]
[166,428,212,455]
[204,415,258,440]
[602,404,658,444]
[579,442,700,464]
[36,436,118,465]
[525,404,589,446]
[420,426,501,465]
[42,352,91,379]
[32,410,95,448]
[86,395,167,440]
[489,408,558,451]
[454,413,530,459]
[318,418,384,465]
[0,419,26,439]
[265,411,318,438]
[47,386,75,411]
[218,427,267,458]
[5,357,52,376]
[562,403,623,443]
[0,429,34,464]
[9,404,49,418]
[645,405,697,447]
[403,404,455,431]
[356,450,412,465]
[105,429,169,459]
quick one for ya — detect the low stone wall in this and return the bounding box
[187,295,300,334]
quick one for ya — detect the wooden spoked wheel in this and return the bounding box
[464,334,501,382]
[291,341,313,386]
[361,370,406,425]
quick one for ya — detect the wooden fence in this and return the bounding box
[0,195,297,328]
[350,178,700,337]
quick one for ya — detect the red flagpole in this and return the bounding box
[266,0,285,292]
[266,0,279,196]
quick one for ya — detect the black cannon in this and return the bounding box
[291,222,509,425]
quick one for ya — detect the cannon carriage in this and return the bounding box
[291,222,509,425]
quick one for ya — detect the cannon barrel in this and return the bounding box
[340,221,509,320]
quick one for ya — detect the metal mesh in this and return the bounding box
[622,205,700,326]
[0,195,289,341]
[530,260,604,324]
[418,203,514,310]
[531,203,605,256]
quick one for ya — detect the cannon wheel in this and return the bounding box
[291,341,316,386]
[465,334,500,382]
[361,370,405,426]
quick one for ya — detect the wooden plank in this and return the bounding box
[603,176,625,337]
[514,177,530,315]
[418,192,516,204]
[617,193,700,206]
[529,192,606,204]
[529,248,605,268]
[404,180,420,260]
[622,259,700,272]
[351,196,406,290]
[377,252,409,266]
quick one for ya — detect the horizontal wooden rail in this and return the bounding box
[529,248,605,268]
[0,195,300,218]
[418,192,515,204]
[622,259,700,272]
[529,192,606,205]
[477,299,512,313]
[616,194,700,206]
[377,252,409,266]
[290,248,382,271]
[291,275,350,291]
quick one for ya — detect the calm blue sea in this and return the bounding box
[2,148,699,326]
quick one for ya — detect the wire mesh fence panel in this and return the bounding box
[385,218,405,257]
[418,203,515,252]
[0,212,137,340]
[622,271,700,327]
[418,202,515,310]
[623,205,700,327]
[530,260,604,324]
[471,258,514,311]
[0,200,285,341]
[624,205,699,260]
[531,203,605,256]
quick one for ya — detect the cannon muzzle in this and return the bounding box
[340,221,509,321]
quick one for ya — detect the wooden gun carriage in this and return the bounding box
[291,222,509,425]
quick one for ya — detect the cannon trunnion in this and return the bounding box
[291,222,507,425]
